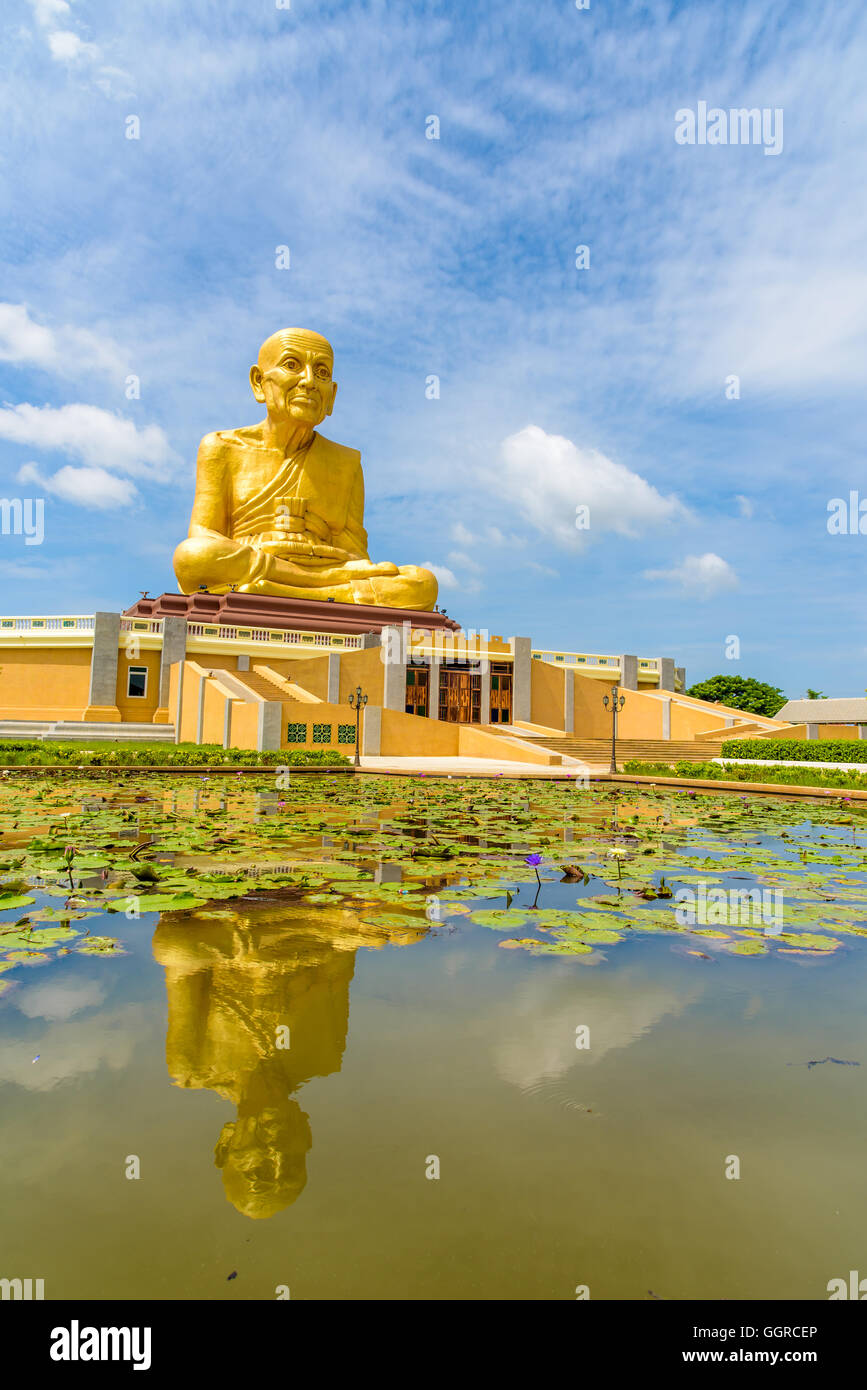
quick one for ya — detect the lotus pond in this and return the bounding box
[1,771,866,1300]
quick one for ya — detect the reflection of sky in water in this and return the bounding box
[0,898,865,1299]
[1,781,866,1298]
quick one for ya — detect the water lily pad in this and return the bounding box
[0,892,36,911]
[76,936,123,954]
[470,909,529,930]
[107,892,207,913]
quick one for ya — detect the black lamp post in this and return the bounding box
[602,685,625,775]
[348,686,368,769]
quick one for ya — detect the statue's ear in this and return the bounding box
[325,380,337,417]
[249,364,265,403]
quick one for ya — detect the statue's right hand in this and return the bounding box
[255,536,317,558]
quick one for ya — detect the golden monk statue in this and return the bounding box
[173,327,438,608]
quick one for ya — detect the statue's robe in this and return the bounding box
[173,426,437,608]
[228,430,368,557]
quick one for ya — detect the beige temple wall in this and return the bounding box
[571,670,623,739]
[669,699,733,739]
[278,700,365,752]
[0,647,92,722]
[380,707,460,755]
[115,649,162,723]
[531,661,568,731]
[338,646,386,705]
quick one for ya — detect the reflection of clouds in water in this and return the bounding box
[493,969,703,1091]
[0,1006,144,1091]
[13,978,106,1022]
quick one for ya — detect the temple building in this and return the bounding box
[0,590,798,767]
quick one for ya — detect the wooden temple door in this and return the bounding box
[404,666,429,715]
[439,666,482,722]
[489,664,512,724]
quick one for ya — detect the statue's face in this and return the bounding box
[250,331,337,429]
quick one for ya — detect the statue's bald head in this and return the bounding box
[257,328,334,371]
[250,327,338,429]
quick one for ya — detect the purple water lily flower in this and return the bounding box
[525,852,543,887]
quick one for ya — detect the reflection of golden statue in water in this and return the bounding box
[172,327,438,608]
[153,902,425,1219]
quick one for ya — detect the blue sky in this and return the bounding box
[0,0,865,696]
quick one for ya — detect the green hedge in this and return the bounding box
[623,759,867,791]
[0,741,349,769]
[720,739,867,764]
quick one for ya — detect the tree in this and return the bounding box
[685,675,787,717]
[806,688,825,700]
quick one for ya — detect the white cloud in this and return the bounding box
[447,549,482,573]
[15,978,106,1021]
[735,495,754,519]
[18,461,137,509]
[422,562,459,589]
[0,303,124,380]
[0,403,177,478]
[447,522,520,548]
[27,0,131,93]
[47,29,98,62]
[30,0,70,26]
[643,552,739,598]
[498,425,686,549]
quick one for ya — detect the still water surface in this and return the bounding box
[1,775,865,1300]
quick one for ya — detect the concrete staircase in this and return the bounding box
[535,736,722,766]
[0,720,176,743]
[227,665,322,704]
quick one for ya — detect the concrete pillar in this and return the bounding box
[859,725,867,740]
[223,697,233,750]
[725,716,734,728]
[196,673,207,745]
[564,669,574,733]
[237,654,250,672]
[381,626,407,711]
[619,654,638,690]
[174,661,184,744]
[480,662,491,724]
[362,704,382,755]
[662,697,671,740]
[675,665,686,691]
[86,611,121,719]
[509,636,532,723]
[428,657,441,720]
[158,615,187,709]
[257,701,283,751]
[327,652,341,704]
[659,657,675,691]
[806,723,818,740]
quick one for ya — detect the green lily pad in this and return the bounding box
[470,910,529,930]
[107,892,207,913]
[0,892,36,911]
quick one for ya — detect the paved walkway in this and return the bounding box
[358,756,597,778]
